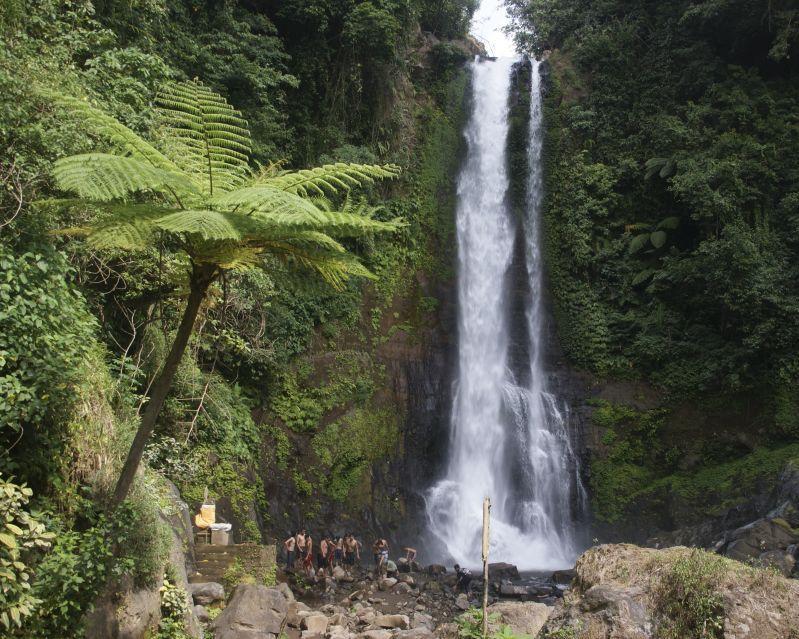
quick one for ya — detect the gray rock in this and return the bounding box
[395,629,434,638]
[394,582,413,594]
[211,584,289,638]
[374,613,410,629]
[552,569,576,585]
[485,602,551,637]
[455,593,470,610]
[301,614,329,634]
[286,601,311,627]
[190,582,225,606]
[193,605,210,623]
[378,577,398,591]
[426,564,446,575]
[488,563,520,581]
[357,631,391,639]
[758,549,796,576]
[275,581,294,602]
[411,612,434,630]
[725,518,799,561]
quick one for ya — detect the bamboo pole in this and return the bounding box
[482,496,491,639]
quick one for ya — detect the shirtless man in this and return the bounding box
[303,534,314,576]
[296,530,306,569]
[283,532,296,571]
[319,536,328,571]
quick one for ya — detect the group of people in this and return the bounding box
[283,530,419,579]
[283,530,363,576]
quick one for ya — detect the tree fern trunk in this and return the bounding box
[112,262,217,506]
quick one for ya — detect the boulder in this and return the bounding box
[411,613,434,630]
[194,605,210,623]
[542,543,799,639]
[426,564,447,575]
[552,569,576,586]
[499,582,551,598]
[190,582,225,606]
[488,562,520,581]
[758,549,795,576]
[275,582,295,602]
[397,574,415,585]
[455,593,470,610]
[286,601,311,628]
[724,518,799,561]
[378,577,397,591]
[333,566,354,582]
[211,584,289,638]
[394,582,413,594]
[357,631,391,639]
[301,614,329,634]
[374,614,410,629]
[486,602,551,637]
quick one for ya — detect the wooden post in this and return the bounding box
[482,496,491,639]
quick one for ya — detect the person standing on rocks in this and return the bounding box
[319,536,328,572]
[454,564,473,594]
[335,536,344,567]
[283,531,296,571]
[296,530,306,569]
[303,533,314,576]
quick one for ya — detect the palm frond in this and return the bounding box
[261,162,401,197]
[53,153,198,202]
[156,80,251,196]
[48,94,181,174]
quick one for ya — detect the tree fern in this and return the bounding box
[47,78,401,506]
[156,80,251,196]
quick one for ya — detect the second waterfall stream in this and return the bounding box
[425,56,586,571]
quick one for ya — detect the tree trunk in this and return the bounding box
[112,262,217,506]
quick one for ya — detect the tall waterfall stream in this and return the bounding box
[425,57,586,571]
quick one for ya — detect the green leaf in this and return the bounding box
[629,233,650,254]
[650,230,668,248]
[0,533,17,549]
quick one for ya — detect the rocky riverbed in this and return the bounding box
[189,543,799,639]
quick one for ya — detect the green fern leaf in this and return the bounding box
[47,94,181,174]
[154,209,259,241]
[156,80,252,196]
[263,162,401,196]
[53,154,198,202]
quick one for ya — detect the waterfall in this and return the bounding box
[425,57,586,571]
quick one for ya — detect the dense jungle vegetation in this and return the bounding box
[0,0,476,634]
[507,0,799,527]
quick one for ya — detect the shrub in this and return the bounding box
[654,550,725,639]
[0,475,53,632]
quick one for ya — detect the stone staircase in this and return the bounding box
[189,543,276,584]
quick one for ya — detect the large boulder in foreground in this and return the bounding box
[211,584,288,638]
[486,602,551,637]
[542,543,799,639]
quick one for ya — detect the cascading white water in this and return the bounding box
[425,57,586,571]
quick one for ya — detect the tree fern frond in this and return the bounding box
[47,94,181,174]
[155,210,258,241]
[73,204,171,250]
[156,80,252,196]
[264,241,375,290]
[260,162,401,197]
[211,186,329,223]
[53,154,199,202]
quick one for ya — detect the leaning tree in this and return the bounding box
[50,80,401,505]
